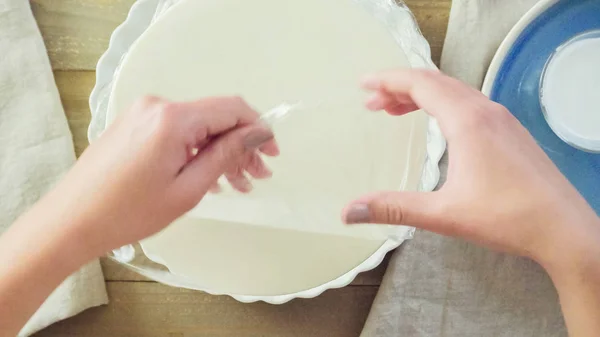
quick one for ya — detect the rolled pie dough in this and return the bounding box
[108,0,428,295]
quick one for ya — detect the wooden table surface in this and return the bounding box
[31,1,450,336]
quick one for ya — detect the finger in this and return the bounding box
[175,125,273,197]
[163,96,280,158]
[169,96,260,141]
[360,69,492,135]
[386,104,420,116]
[224,165,253,193]
[365,92,420,116]
[226,175,253,193]
[244,127,279,156]
[365,91,414,109]
[365,92,396,110]
[193,138,210,153]
[243,152,272,179]
[258,139,280,157]
[342,191,452,235]
[208,182,222,194]
[129,95,167,113]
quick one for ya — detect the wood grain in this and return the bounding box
[35,283,378,337]
[54,71,95,156]
[31,0,136,71]
[407,0,451,66]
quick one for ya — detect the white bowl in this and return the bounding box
[89,0,446,304]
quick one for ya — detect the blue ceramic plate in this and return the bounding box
[483,0,600,214]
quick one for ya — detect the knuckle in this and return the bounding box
[228,96,254,114]
[200,96,257,121]
[458,103,495,131]
[375,202,405,224]
[411,72,433,88]
[151,102,179,136]
[228,96,255,116]
[216,137,245,164]
[490,102,516,123]
[414,69,443,85]
[229,95,246,106]
[136,95,164,110]
[204,95,246,108]
[417,69,441,80]
[464,102,517,133]
[159,101,179,115]
[199,96,223,108]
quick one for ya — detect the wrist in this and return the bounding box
[537,215,600,284]
[29,194,101,271]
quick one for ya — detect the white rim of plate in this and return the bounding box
[88,0,446,304]
[482,0,558,96]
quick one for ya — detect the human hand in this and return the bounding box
[42,96,278,257]
[342,69,600,268]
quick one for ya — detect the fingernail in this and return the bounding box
[237,179,253,193]
[365,93,383,110]
[361,75,381,90]
[345,204,371,224]
[244,128,274,150]
[259,168,273,178]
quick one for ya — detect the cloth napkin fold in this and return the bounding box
[361,1,568,336]
[0,1,108,335]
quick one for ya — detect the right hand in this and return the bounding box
[342,69,600,269]
[40,96,278,257]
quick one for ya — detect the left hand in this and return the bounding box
[39,96,278,256]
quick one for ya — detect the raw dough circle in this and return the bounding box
[108,0,428,295]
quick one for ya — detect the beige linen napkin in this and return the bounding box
[361,1,568,336]
[0,1,108,335]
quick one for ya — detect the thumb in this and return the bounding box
[176,125,273,192]
[342,191,447,232]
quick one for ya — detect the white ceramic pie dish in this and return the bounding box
[88,0,446,303]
